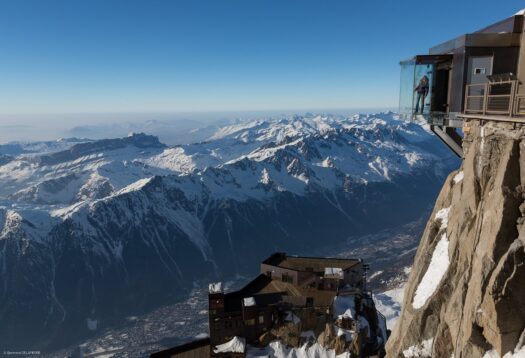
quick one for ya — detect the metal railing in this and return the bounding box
[464,80,520,116]
[515,94,525,116]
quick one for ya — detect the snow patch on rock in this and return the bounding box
[453,171,464,184]
[116,177,153,195]
[483,345,525,358]
[333,295,356,320]
[208,282,223,294]
[247,341,353,358]
[144,147,197,173]
[435,206,451,230]
[403,338,433,357]
[374,284,405,330]
[412,234,450,309]
[260,168,271,185]
[214,336,246,354]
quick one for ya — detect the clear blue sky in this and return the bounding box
[0,0,521,114]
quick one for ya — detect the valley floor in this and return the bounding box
[46,212,426,358]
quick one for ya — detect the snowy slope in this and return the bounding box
[0,112,449,205]
[0,137,90,156]
[0,112,458,351]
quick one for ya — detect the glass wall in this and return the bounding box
[399,59,435,121]
[399,59,415,120]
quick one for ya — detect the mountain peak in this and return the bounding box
[39,133,165,166]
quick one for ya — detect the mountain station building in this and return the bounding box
[400,10,525,157]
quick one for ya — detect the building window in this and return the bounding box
[474,67,486,75]
[282,273,293,283]
[245,318,256,326]
[259,315,264,324]
[306,297,314,307]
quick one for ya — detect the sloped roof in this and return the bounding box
[262,253,361,273]
[222,273,335,312]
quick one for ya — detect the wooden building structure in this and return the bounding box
[150,253,379,357]
[260,252,364,291]
[208,253,366,349]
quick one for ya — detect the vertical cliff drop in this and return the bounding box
[386,119,525,357]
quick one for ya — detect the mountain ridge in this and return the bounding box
[0,112,458,351]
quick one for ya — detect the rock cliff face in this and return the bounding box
[386,119,525,357]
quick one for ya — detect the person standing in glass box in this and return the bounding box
[414,75,429,114]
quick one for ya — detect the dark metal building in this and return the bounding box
[400,10,525,157]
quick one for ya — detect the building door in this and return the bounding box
[432,63,451,113]
[467,56,493,84]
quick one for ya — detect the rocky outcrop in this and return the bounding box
[317,323,355,355]
[251,292,385,357]
[386,119,525,357]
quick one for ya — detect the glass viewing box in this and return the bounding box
[399,59,435,120]
[399,55,453,125]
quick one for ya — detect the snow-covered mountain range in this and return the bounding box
[0,112,458,351]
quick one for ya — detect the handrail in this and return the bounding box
[515,94,525,116]
[464,83,488,114]
[464,79,522,116]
